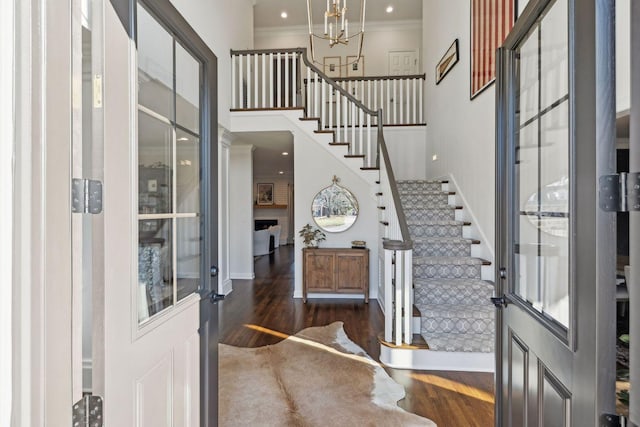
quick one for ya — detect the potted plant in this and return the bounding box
[298,223,326,248]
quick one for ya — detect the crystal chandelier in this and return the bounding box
[306,0,366,66]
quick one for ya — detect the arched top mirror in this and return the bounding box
[311,176,359,233]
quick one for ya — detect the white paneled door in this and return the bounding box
[70,0,218,426]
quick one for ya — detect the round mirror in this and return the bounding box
[311,177,359,233]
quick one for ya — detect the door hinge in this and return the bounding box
[600,413,627,427]
[72,395,103,427]
[599,172,640,212]
[491,296,508,308]
[72,178,103,214]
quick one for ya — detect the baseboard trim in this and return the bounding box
[293,292,371,301]
[380,346,494,372]
[219,279,233,295]
[230,273,255,280]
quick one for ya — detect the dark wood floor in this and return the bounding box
[218,245,495,427]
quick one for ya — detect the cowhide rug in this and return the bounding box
[219,322,437,426]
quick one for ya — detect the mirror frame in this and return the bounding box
[310,176,359,233]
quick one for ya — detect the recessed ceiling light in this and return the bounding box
[386,5,394,13]
[282,151,289,156]
[278,171,284,175]
[177,137,189,141]
[281,11,288,19]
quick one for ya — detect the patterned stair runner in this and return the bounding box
[398,180,495,353]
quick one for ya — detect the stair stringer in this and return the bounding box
[380,346,494,372]
[230,110,379,187]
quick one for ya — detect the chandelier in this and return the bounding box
[306,0,366,66]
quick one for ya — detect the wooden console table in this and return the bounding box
[302,247,369,303]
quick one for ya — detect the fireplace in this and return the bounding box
[255,219,278,231]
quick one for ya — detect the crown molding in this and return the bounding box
[255,19,423,39]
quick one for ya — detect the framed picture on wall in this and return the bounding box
[257,183,274,205]
[323,56,341,78]
[346,56,365,77]
[435,39,459,84]
[470,0,516,99]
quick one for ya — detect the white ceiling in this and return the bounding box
[233,131,295,177]
[253,0,423,28]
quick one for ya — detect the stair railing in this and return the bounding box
[230,48,414,344]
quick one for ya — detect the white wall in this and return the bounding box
[422,0,496,260]
[169,0,254,129]
[293,130,379,300]
[377,127,428,180]
[254,21,422,76]
[229,145,255,279]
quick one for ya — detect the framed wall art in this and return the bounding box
[470,0,516,99]
[257,183,274,205]
[346,55,365,77]
[323,56,341,78]
[436,39,459,84]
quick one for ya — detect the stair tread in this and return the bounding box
[399,191,454,195]
[414,277,495,288]
[404,206,460,211]
[412,237,478,244]
[413,256,491,266]
[407,219,470,226]
[398,180,448,184]
[418,303,494,318]
[422,332,494,353]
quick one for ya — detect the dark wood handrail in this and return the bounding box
[332,74,426,82]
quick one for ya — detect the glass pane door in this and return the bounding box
[137,3,202,323]
[512,0,570,332]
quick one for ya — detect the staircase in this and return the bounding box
[230,48,495,372]
[400,180,495,355]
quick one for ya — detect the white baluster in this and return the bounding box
[321,79,326,128]
[269,53,274,108]
[262,54,266,108]
[393,79,397,125]
[395,251,403,346]
[306,66,311,116]
[412,78,417,124]
[277,52,282,108]
[367,80,371,112]
[247,54,252,108]
[404,250,413,344]
[239,54,244,108]
[366,113,371,167]
[351,102,356,154]
[329,86,333,129]
[386,78,390,124]
[419,77,423,123]
[284,53,289,108]
[254,54,258,108]
[400,78,404,124]
[358,108,363,156]
[342,94,347,143]
[384,249,393,342]
[292,53,297,107]
[336,91,341,139]
[231,54,236,108]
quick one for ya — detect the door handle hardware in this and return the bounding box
[499,267,507,279]
[491,296,508,308]
[210,265,219,277]
[599,413,626,426]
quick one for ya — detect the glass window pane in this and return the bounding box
[175,43,200,134]
[137,4,173,118]
[176,130,200,213]
[518,28,539,125]
[138,219,173,322]
[138,111,173,214]
[177,217,201,301]
[540,0,568,109]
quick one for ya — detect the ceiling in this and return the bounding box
[253,0,423,28]
[233,131,295,177]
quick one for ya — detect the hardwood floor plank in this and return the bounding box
[219,245,495,426]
